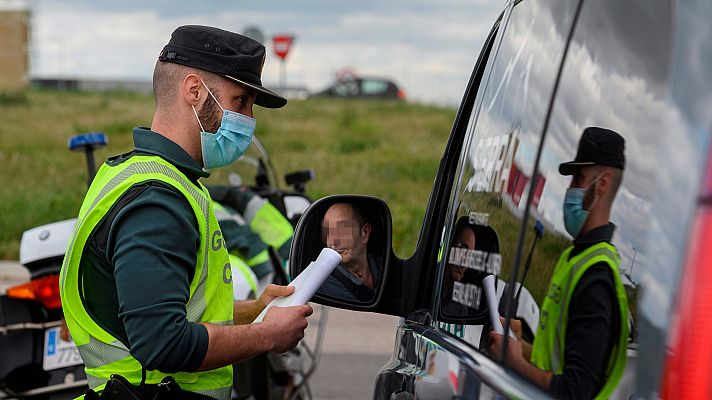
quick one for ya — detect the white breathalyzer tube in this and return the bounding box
[482,275,503,334]
[482,275,517,339]
[253,248,341,323]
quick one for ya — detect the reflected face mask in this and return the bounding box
[563,188,588,238]
[563,175,600,238]
[192,80,256,170]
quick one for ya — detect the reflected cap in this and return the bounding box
[158,25,287,108]
[559,127,626,175]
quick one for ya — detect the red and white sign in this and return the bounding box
[272,34,294,60]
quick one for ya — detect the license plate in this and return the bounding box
[43,327,83,371]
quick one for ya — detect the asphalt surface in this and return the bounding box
[0,261,400,400]
[304,306,399,400]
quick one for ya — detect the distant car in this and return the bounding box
[317,77,406,100]
[268,86,311,100]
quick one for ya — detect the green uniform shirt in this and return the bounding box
[80,127,211,372]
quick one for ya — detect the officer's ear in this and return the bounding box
[596,168,613,199]
[182,73,204,107]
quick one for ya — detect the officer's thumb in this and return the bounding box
[286,304,313,317]
[301,304,314,317]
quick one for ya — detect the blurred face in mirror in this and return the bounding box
[322,203,372,269]
[317,202,383,302]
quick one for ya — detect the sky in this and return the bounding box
[19,0,504,106]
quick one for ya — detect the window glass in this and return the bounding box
[334,81,358,97]
[435,0,580,350]
[361,79,388,95]
[510,0,710,396]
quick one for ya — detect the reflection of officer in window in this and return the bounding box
[318,203,382,302]
[442,224,476,315]
[489,127,630,399]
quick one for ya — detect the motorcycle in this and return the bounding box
[0,132,325,400]
[0,134,106,400]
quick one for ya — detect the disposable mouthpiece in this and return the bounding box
[316,247,342,268]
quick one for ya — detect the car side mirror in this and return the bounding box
[289,195,392,307]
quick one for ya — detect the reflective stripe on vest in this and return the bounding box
[59,156,234,399]
[229,254,258,295]
[530,242,629,399]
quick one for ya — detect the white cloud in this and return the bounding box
[29,0,502,106]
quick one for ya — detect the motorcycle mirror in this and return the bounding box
[285,169,315,194]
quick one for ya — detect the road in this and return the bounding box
[0,261,399,399]
[304,306,399,400]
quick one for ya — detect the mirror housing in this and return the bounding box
[289,195,392,309]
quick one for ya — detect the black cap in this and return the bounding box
[158,25,287,108]
[559,127,626,175]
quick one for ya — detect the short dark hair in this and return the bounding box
[607,167,624,202]
[152,61,221,109]
[349,203,370,228]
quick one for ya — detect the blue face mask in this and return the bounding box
[563,176,600,238]
[192,81,255,170]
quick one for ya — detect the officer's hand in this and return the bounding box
[488,331,524,369]
[262,304,313,353]
[257,284,295,312]
[499,317,523,341]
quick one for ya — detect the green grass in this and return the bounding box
[0,89,456,260]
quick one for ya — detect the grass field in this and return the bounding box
[0,89,456,260]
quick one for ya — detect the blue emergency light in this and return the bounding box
[68,132,108,151]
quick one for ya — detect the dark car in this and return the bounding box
[317,76,405,100]
[288,0,712,399]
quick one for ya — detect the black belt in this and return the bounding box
[85,375,215,400]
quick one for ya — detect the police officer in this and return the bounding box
[59,25,312,399]
[489,127,630,399]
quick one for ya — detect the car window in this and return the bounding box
[334,80,359,97]
[435,0,581,352]
[361,79,388,95]
[533,0,711,396]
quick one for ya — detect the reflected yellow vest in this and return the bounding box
[530,242,629,399]
[59,155,234,399]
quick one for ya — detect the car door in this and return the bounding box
[532,0,710,398]
[425,0,711,399]
[374,0,586,398]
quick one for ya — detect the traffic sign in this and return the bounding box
[272,34,295,60]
